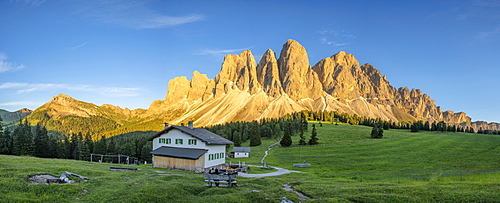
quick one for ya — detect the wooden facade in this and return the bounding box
[153,154,205,170]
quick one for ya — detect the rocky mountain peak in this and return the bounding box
[214,50,260,96]
[278,39,325,100]
[256,49,283,97]
[164,76,190,104]
[332,51,358,67]
[51,94,76,104]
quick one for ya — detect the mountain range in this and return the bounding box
[22,39,499,137]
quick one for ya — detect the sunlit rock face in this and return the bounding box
[277,39,325,101]
[27,39,499,133]
[149,39,496,131]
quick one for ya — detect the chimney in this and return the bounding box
[164,123,169,129]
[188,120,194,129]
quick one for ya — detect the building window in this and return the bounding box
[175,139,183,145]
[159,138,171,144]
[208,153,225,161]
[188,139,197,145]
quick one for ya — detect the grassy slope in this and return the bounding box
[263,123,500,202]
[0,155,293,202]
[2,122,500,202]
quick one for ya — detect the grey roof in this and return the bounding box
[150,146,207,160]
[147,125,234,145]
[232,147,251,153]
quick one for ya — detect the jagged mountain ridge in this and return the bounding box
[26,39,499,136]
[148,39,498,131]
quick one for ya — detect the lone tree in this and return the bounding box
[280,129,292,147]
[308,124,319,145]
[371,125,384,139]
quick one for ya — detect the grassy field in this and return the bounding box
[2,122,500,202]
[0,155,294,202]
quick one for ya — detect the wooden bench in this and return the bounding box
[204,174,237,187]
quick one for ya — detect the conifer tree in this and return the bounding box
[33,124,50,158]
[63,135,72,159]
[308,124,318,145]
[13,119,34,156]
[411,123,420,132]
[249,122,261,146]
[0,125,13,155]
[0,119,7,154]
[233,130,241,147]
[298,131,307,145]
[424,121,430,131]
[371,125,383,138]
[280,126,292,147]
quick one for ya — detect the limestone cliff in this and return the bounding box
[256,49,283,97]
[278,39,325,100]
[153,39,498,130]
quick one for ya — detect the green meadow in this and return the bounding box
[2,122,500,202]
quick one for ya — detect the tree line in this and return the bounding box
[302,110,500,134]
[205,112,321,147]
[205,112,308,146]
[0,118,153,163]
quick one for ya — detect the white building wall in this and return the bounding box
[234,152,249,158]
[205,145,226,168]
[152,129,207,150]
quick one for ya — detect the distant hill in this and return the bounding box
[26,94,159,140]
[0,108,32,125]
[25,39,499,137]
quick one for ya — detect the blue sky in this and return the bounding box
[1,0,499,123]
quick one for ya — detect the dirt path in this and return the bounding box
[237,165,303,178]
[239,140,304,178]
[260,140,281,164]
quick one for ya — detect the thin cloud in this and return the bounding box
[143,14,205,29]
[473,0,500,7]
[75,1,205,29]
[317,26,355,50]
[70,42,89,50]
[319,38,349,47]
[475,26,500,39]
[0,101,41,107]
[0,53,25,73]
[0,82,142,97]
[195,47,253,58]
[317,27,356,38]
[15,0,46,7]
